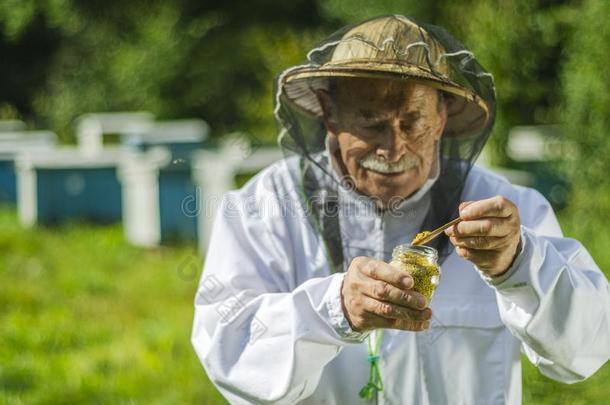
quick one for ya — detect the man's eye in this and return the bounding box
[400,123,413,132]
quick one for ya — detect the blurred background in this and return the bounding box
[1,0,609,403]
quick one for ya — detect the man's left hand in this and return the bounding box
[445,196,522,277]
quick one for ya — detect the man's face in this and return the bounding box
[319,78,447,208]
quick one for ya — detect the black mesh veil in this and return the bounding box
[273,15,496,269]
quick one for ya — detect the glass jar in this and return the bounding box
[390,244,441,305]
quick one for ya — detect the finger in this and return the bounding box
[448,235,511,250]
[358,258,414,289]
[361,295,432,322]
[459,196,515,220]
[459,201,475,211]
[446,218,514,237]
[454,246,499,268]
[363,280,428,310]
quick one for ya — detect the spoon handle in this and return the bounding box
[412,217,462,246]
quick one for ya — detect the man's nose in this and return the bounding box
[376,122,406,162]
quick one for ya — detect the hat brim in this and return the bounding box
[281,62,492,138]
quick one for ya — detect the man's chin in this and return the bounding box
[357,168,422,206]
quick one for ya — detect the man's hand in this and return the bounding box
[341,256,432,333]
[445,196,522,277]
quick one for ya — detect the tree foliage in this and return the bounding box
[0,0,327,141]
[0,0,606,185]
[560,0,610,245]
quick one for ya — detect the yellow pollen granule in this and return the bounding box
[411,231,432,246]
[390,252,440,302]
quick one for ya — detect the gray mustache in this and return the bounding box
[359,153,419,174]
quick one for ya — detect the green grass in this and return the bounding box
[0,206,608,404]
[523,358,610,405]
[0,207,226,404]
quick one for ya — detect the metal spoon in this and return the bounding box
[411,217,462,246]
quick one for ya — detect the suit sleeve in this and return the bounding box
[483,188,610,382]
[191,187,367,404]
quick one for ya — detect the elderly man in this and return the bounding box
[192,15,610,404]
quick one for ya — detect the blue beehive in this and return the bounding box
[0,160,16,202]
[0,130,57,203]
[121,119,209,160]
[158,165,199,242]
[119,120,209,245]
[16,148,124,226]
[75,111,155,155]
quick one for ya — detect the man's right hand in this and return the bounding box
[341,256,432,333]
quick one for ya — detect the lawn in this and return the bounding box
[0,206,608,404]
[0,207,226,404]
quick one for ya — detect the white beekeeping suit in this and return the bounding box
[192,15,610,404]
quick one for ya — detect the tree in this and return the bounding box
[0,0,328,141]
[560,0,610,261]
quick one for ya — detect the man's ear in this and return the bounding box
[315,89,338,134]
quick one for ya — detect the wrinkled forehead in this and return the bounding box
[330,77,440,114]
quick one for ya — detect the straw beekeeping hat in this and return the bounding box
[279,15,494,138]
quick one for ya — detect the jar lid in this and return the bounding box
[392,244,439,261]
